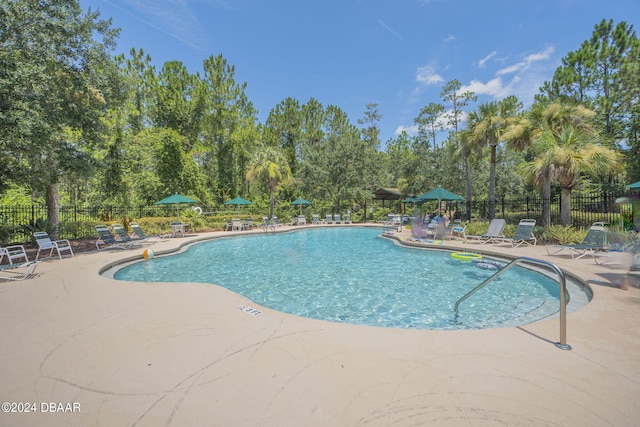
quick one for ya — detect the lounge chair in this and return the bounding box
[312,214,320,224]
[334,213,342,224]
[467,219,506,244]
[343,213,352,224]
[449,220,467,240]
[129,223,163,243]
[112,224,142,246]
[96,225,131,250]
[271,216,284,227]
[0,261,40,281]
[494,219,537,247]
[0,245,29,265]
[231,219,243,231]
[262,217,275,232]
[244,218,254,229]
[325,214,333,224]
[546,222,608,260]
[34,232,74,260]
[297,215,307,226]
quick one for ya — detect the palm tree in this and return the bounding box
[503,102,597,226]
[246,147,292,218]
[468,96,522,219]
[520,125,622,225]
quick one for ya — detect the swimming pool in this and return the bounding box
[113,227,580,330]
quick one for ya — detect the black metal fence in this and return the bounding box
[471,192,635,228]
[0,191,637,243]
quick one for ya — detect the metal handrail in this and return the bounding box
[454,256,571,350]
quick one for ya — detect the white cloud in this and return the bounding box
[478,51,497,68]
[443,34,455,43]
[460,77,511,98]
[415,65,444,85]
[497,46,555,76]
[395,124,419,136]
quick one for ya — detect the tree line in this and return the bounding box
[1,1,638,230]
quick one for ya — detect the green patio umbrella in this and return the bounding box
[417,186,464,216]
[626,180,640,190]
[155,193,198,222]
[224,196,252,215]
[290,197,312,215]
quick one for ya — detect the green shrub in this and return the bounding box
[539,225,585,245]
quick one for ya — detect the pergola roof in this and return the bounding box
[373,188,402,201]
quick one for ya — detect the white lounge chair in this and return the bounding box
[129,223,163,243]
[467,219,506,245]
[95,225,132,250]
[0,245,29,265]
[34,232,74,260]
[495,219,537,247]
[0,261,40,281]
[546,222,608,260]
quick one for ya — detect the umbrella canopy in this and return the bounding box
[626,180,640,190]
[291,197,312,214]
[155,193,198,221]
[417,186,464,216]
[224,196,252,215]
[402,196,419,204]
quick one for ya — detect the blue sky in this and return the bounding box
[82,0,640,145]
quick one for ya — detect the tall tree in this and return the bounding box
[265,97,302,174]
[440,79,477,220]
[520,125,622,225]
[246,147,292,218]
[414,102,446,151]
[540,19,640,179]
[0,0,119,234]
[201,54,256,201]
[468,96,522,219]
[504,102,598,226]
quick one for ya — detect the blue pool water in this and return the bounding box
[114,227,565,330]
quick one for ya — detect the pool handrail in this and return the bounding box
[454,256,571,350]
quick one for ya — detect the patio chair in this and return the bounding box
[112,224,142,246]
[0,261,40,281]
[244,218,254,229]
[0,244,29,265]
[312,214,320,224]
[334,213,342,224]
[325,214,334,224]
[231,219,243,231]
[466,219,506,245]
[494,219,537,247]
[343,213,352,224]
[546,222,608,260]
[262,217,275,232]
[95,225,131,250]
[34,231,74,260]
[449,220,467,240]
[271,216,284,227]
[129,223,163,243]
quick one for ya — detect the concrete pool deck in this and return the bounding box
[0,224,639,426]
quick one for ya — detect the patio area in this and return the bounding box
[1,224,639,426]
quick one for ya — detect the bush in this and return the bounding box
[539,225,586,245]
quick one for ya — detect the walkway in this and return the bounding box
[1,224,639,426]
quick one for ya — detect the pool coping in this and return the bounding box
[1,223,639,426]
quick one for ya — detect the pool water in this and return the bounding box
[114,227,565,330]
